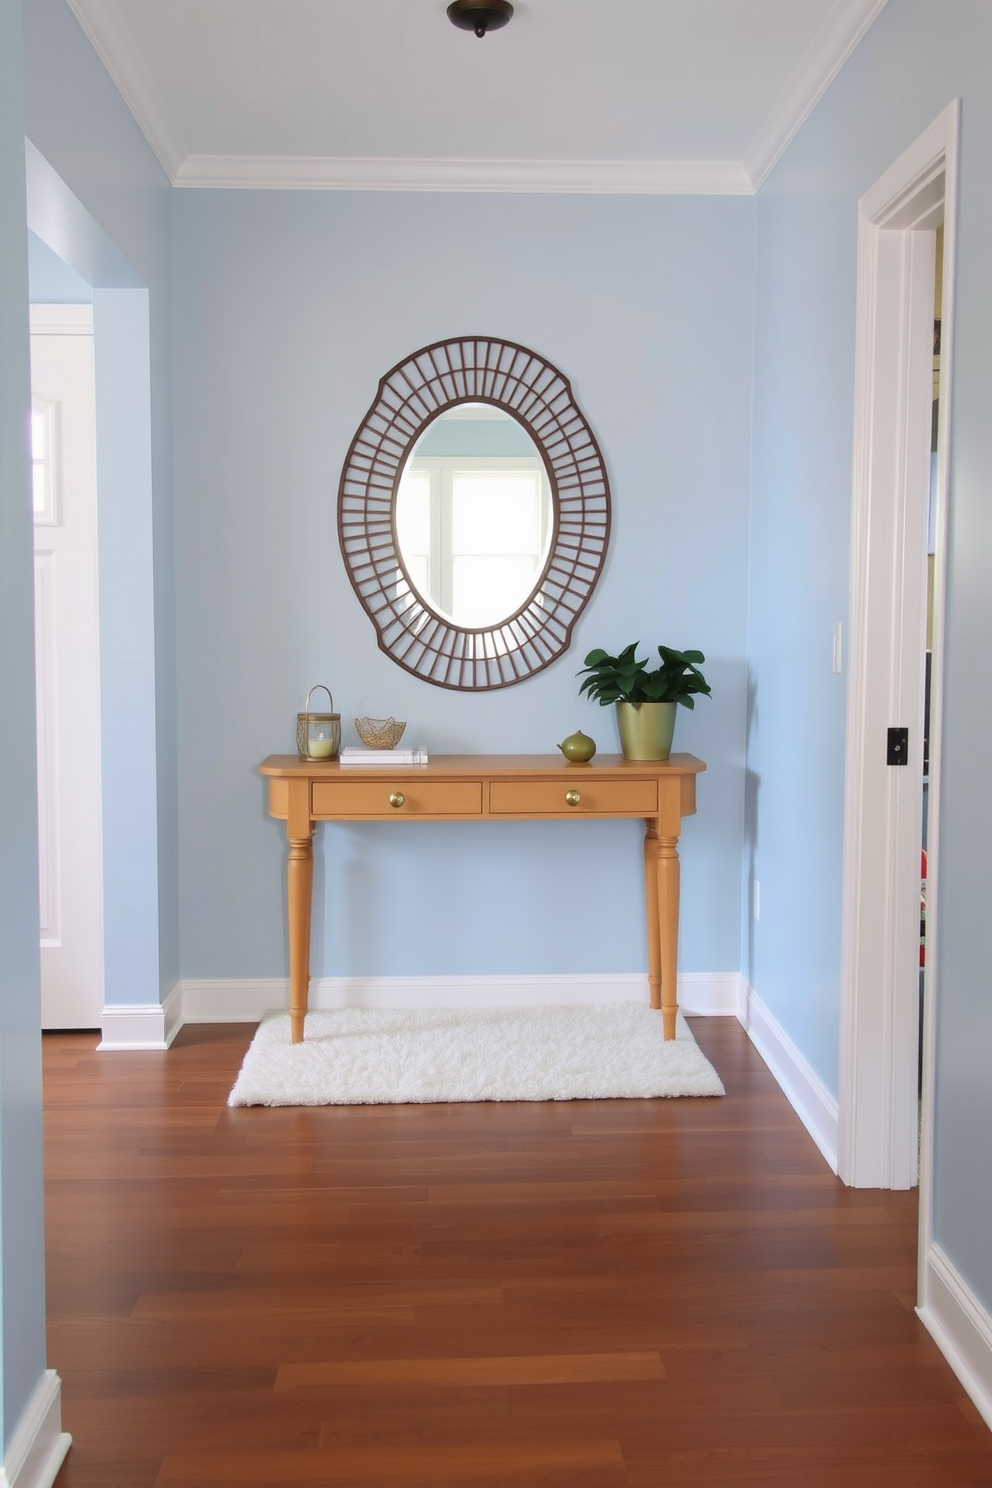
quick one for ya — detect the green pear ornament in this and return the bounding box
[557,730,597,763]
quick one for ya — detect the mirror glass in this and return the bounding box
[394,404,553,629]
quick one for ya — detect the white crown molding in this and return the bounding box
[173,154,752,194]
[63,0,184,181]
[745,0,890,190]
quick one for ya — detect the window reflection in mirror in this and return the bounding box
[394,404,553,629]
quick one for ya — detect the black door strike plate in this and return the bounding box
[887,726,909,765]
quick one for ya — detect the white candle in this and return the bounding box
[308,737,335,759]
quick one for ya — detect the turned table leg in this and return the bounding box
[286,779,314,1044]
[644,820,681,1041]
[657,832,681,1042]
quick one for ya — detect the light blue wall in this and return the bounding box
[0,0,48,1454]
[746,194,856,1092]
[28,227,91,301]
[92,288,162,1004]
[22,0,178,998]
[171,190,754,979]
[748,0,992,1309]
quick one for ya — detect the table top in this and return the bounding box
[259,752,707,779]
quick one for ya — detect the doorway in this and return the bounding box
[838,103,958,1193]
[26,139,166,1044]
[31,304,105,1028]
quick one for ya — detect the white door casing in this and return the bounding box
[31,304,105,1029]
[839,102,958,1191]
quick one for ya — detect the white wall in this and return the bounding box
[170,189,755,983]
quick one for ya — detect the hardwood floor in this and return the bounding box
[44,1017,992,1487]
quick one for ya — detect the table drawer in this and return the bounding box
[312,779,483,818]
[489,779,659,816]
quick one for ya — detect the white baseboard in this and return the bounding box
[918,1243,992,1431]
[736,978,839,1173]
[677,972,742,1016]
[98,982,182,1051]
[0,1371,70,1488]
[178,971,742,1024]
[181,977,292,1023]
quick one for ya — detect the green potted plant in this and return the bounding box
[577,643,711,761]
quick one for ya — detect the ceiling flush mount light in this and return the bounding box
[446,0,513,39]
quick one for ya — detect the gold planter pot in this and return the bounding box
[615,700,677,761]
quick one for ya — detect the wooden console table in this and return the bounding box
[259,753,706,1044]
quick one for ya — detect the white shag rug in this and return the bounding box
[228,1004,725,1107]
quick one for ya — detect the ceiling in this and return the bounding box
[65,0,888,193]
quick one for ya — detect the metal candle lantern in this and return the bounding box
[296,685,341,761]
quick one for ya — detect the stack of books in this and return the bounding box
[339,746,429,766]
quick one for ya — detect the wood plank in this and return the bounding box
[275,1352,664,1390]
[155,1438,626,1484]
[131,1283,504,1321]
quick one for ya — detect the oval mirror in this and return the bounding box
[339,336,611,691]
[394,404,554,630]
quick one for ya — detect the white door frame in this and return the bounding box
[838,101,959,1192]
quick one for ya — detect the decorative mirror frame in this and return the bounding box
[338,336,611,691]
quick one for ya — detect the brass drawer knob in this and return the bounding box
[388,792,405,809]
[565,790,581,807]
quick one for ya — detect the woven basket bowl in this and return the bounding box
[355,716,406,749]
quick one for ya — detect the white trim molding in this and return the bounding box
[98,982,182,1050]
[677,972,742,1017]
[744,0,889,189]
[173,155,752,195]
[181,978,290,1024]
[0,1371,70,1488]
[177,971,742,1025]
[27,305,93,336]
[919,1245,992,1432]
[839,100,959,1190]
[737,979,839,1173]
